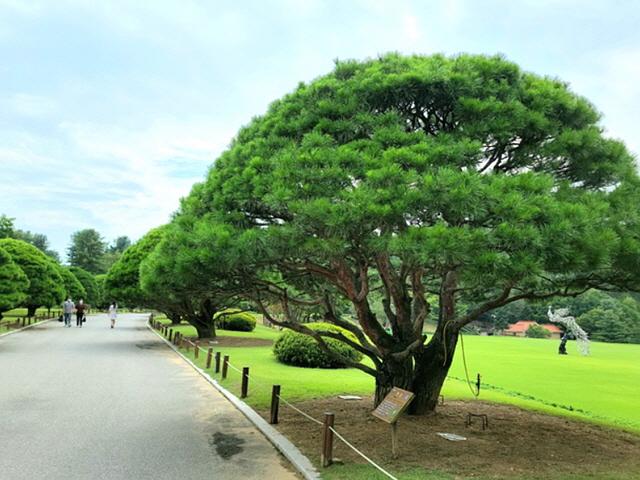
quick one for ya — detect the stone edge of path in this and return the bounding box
[146,321,322,480]
[0,318,53,339]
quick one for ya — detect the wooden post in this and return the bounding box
[21,317,26,327]
[222,355,229,379]
[168,329,173,342]
[270,385,281,424]
[391,422,399,459]
[206,348,213,369]
[215,352,221,373]
[321,412,335,468]
[194,341,199,359]
[241,367,249,398]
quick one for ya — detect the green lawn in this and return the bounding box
[155,316,640,434]
[0,307,57,334]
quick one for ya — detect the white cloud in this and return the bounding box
[2,93,57,118]
[568,47,640,158]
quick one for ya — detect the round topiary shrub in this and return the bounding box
[215,310,257,332]
[273,322,363,368]
[525,324,551,338]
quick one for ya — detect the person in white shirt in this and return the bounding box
[108,302,117,329]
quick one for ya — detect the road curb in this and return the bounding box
[0,318,53,339]
[146,321,322,480]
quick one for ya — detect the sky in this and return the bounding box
[1,0,638,259]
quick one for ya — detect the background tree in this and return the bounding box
[525,324,550,338]
[109,236,131,253]
[0,246,29,319]
[197,53,639,413]
[0,239,65,316]
[57,266,86,300]
[0,214,15,238]
[94,274,108,309]
[69,267,100,306]
[105,227,165,309]
[139,214,245,338]
[68,229,106,274]
[0,214,60,261]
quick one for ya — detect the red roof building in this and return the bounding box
[503,320,562,339]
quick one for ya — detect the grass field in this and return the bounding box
[0,307,57,334]
[155,317,640,434]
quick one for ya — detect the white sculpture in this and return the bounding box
[547,307,590,356]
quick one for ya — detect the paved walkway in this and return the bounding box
[0,313,298,480]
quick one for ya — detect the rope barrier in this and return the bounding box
[156,321,400,479]
[225,362,244,374]
[329,426,399,480]
[276,395,324,426]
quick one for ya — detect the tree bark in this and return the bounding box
[27,305,37,318]
[409,329,459,414]
[193,322,214,339]
[186,301,217,339]
[373,270,460,414]
[373,356,414,406]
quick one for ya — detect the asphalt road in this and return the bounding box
[0,313,298,480]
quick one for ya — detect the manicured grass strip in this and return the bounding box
[155,316,281,340]
[152,318,640,433]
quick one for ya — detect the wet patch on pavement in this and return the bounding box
[135,341,164,350]
[209,432,245,459]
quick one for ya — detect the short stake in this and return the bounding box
[241,367,249,398]
[222,355,229,379]
[206,348,213,369]
[270,385,281,424]
[194,341,199,359]
[321,412,335,467]
[215,352,221,373]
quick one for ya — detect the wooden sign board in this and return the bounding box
[372,387,415,424]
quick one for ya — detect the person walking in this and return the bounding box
[75,299,86,327]
[62,298,74,328]
[108,301,117,329]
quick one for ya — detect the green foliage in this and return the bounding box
[0,246,29,316]
[105,227,165,307]
[0,214,59,260]
[0,214,14,238]
[67,229,106,274]
[141,53,640,410]
[57,266,86,300]
[578,303,640,344]
[109,236,131,253]
[215,310,257,331]
[0,238,65,312]
[69,267,100,306]
[94,274,107,308]
[273,322,364,368]
[525,324,551,338]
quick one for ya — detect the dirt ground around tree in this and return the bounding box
[260,396,640,479]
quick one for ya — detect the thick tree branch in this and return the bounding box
[252,294,377,376]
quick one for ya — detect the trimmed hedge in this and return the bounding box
[273,322,363,368]
[215,309,257,332]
